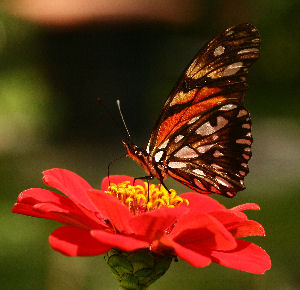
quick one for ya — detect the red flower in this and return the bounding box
[12,168,271,274]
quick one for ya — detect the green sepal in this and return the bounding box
[104,248,172,290]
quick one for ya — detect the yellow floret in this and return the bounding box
[105,180,189,215]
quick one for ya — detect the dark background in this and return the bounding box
[0,1,299,289]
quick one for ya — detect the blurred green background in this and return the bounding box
[1,1,299,289]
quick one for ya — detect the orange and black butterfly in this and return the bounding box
[123,23,260,198]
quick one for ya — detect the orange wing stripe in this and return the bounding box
[170,87,222,106]
[156,90,225,146]
[167,171,188,183]
[194,87,222,103]
[170,88,198,106]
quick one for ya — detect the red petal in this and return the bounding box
[211,210,246,223]
[211,240,271,274]
[101,175,144,191]
[17,188,76,207]
[15,188,82,217]
[87,189,133,234]
[210,210,265,238]
[231,203,260,212]
[180,192,226,213]
[229,220,266,238]
[13,188,74,215]
[33,202,69,213]
[12,202,70,224]
[42,168,93,210]
[91,230,149,251]
[13,188,104,229]
[49,226,111,256]
[130,207,188,241]
[172,212,236,251]
[160,236,211,267]
[228,203,260,220]
[174,244,211,267]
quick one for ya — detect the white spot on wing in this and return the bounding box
[244,147,251,152]
[216,176,233,188]
[214,46,225,56]
[168,161,186,169]
[223,62,243,77]
[175,135,184,143]
[211,163,223,170]
[236,139,252,145]
[146,143,150,154]
[239,170,246,176]
[216,116,228,129]
[219,104,237,111]
[187,116,199,125]
[242,123,251,129]
[154,150,164,162]
[197,144,214,153]
[196,122,215,135]
[237,110,248,117]
[241,163,248,168]
[196,116,228,136]
[193,169,205,176]
[174,146,198,159]
[213,150,224,158]
[158,139,169,149]
[238,48,259,54]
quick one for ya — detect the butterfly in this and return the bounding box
[122,23,260,198]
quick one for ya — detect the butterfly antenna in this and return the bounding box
[116,99,132,141]
[97,98,128,139]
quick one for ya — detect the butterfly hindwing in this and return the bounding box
[162,104,252,197]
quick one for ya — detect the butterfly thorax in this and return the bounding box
[122,140,168,181]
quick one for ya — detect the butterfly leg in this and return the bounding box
[133,175,154,205]
[107,154,127,185]
[134,176,171,195]
[160,180,171,194]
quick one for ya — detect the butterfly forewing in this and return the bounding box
[146,23,260,197]
[147,23,259,155]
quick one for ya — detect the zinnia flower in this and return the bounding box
[12,168,271,287]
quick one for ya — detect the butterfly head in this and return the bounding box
[122,140,168,180]
[122,140,149,171]
[122,140,144,157]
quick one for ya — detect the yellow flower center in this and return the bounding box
[105,181,189,215]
